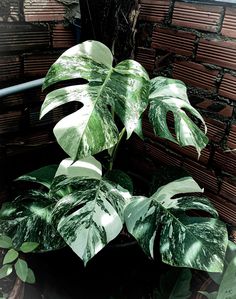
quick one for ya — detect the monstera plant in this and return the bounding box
[0,40,228,272]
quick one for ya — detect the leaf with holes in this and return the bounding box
[148,77,208,156]
[0,191,65,251]
[125,177,228,272]
[40,40,150,160]
[51,177,131,265]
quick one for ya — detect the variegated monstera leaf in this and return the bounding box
[148,77,208,156]
[41,40,208,161]
[50,176,131,265]
[125,177,228,272]
[41,40,150,160]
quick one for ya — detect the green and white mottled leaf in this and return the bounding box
[15,258,28,282]
[25,268,36,284]
[125,177,228,271]
[20,242,39,253]
[160,215,227,272]
[15,165,58,189]
[0,235,13,249]
[51,177,131,265]
[55,156,102,179]
[3,249,19,265]
[0,264,13,279]
[148,77,208,156]
[0,191,65,251]
[40,40,149,160]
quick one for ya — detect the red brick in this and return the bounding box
[0,56,21,81]
[201,117,226,143]
[219,73,236,101]
[183,160,219,193]
[0,25,50,53]
[24,0,65,22]
[172,2,223,33]
[24,53,61,77]
[152,28,195,56]
[0,0,20,22]
[52,24,75,49]
[197,39,236,70]
[139,0,170,22]
[213,150,236,175]
[195,98,233,118]
[220,177,236,205]
[221,7,236,38]
[135,47,156,72]
[173,61,219,91]
[227,124,236,149]
[146,142,182,167]
[205,191,236,225]
[166,141,210,165]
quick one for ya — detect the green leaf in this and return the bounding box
[198,291,218,299]
[3,249,19,264]
[14,258,28,282]
[25,268,36,284]
[216,254,236,299]
[52,177,131,265]
[105,169,134,194]
[0,235,13,249]
[148,77,208,156]
[55,156,102,179]
[158,268,192,299]
[125,177,228,271]
[0,191,65,251]
[41,40,149,160]
[15,165,58,189]
[20,242,39,253]
[0,264,13,279]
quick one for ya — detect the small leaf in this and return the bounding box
[20,242,39,253]
[0,235,13,249]
[3,249,19,265]
[25,268,36,284]
[0,264,13,279]
[14,258,29,282]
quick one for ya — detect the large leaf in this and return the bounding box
[0,191,65,251]
[55,156,102,179]
[15,165,58,189]
[148,77,208,156]
[124,177,228,272]
[51,177,131,265]
[40,40,149,160]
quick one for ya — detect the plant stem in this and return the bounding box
[109,127,126,171]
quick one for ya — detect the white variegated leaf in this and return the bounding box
[0,191,65,251]
[41,40,149,160]
[160,215,228,272]
[124,177,228,271]
[124,196,161,258]
[148,77,208,156]
[153,176,203,207]
[55,156,102,179]
[51,178,131,265]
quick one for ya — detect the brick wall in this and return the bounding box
[135,0,236,225]
[0,0,76,201]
